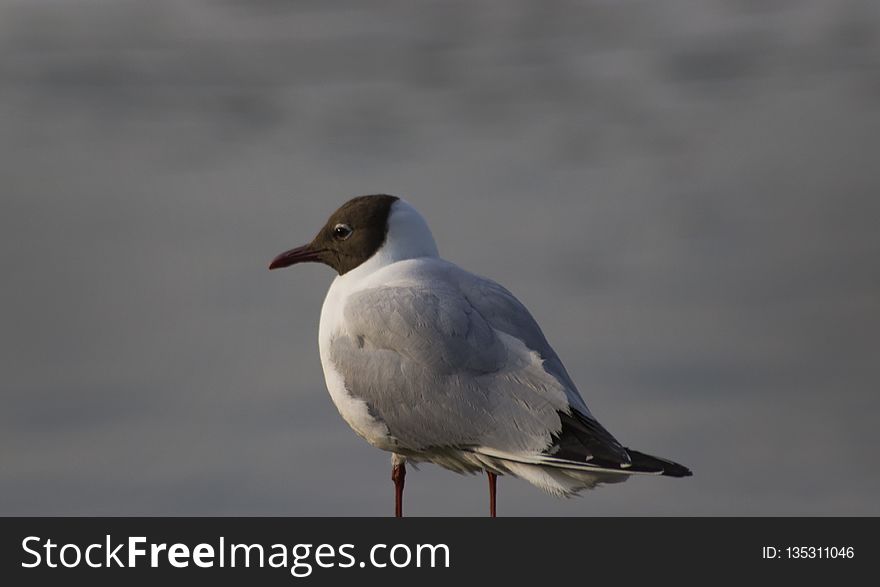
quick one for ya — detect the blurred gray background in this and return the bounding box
[2,0,879,516]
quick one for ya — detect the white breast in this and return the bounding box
[318,274,396,450]
[316,199,440,451]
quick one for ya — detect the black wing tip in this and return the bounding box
[547,411,694,477]
[625,448,693,478]
[660,462,693,478]
[549,409,631,466]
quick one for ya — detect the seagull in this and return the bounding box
[270,194,691,516]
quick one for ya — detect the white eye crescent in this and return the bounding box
[333,223,353,240]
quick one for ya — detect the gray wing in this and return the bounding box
[329,269,629,464]
[457,273,631,466]
[457,275,590,414]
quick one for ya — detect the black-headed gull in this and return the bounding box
[270,195,691,516]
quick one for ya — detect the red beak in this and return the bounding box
[268,244,323,270]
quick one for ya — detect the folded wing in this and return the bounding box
[328,267,632,470]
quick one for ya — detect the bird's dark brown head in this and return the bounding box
[269,194,399,275]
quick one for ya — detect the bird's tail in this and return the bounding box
[473,446,692,497]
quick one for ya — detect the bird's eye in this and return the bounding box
[333,223,353,240]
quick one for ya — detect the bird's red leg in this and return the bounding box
[392,460,406,517]
[487,471,497,517]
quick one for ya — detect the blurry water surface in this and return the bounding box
[2,0,879,515]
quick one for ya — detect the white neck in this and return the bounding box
[340,199,438,282]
